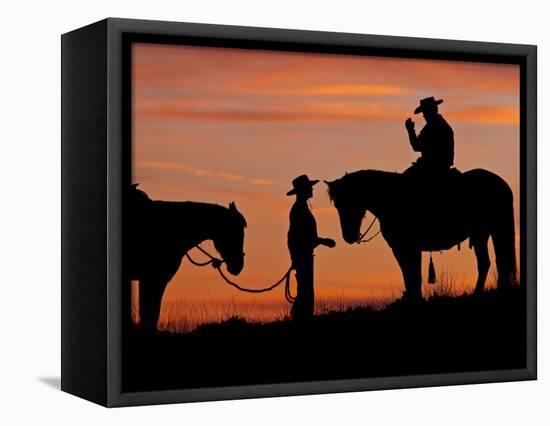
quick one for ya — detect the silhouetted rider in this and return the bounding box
[287,175,335,321]
[404,97,454,177]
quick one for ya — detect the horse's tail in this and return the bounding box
[491,183,518,289]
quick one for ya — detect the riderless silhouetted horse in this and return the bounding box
[128,185,247,333]
[326,170,517,300]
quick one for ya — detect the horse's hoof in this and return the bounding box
[397,292,423,309]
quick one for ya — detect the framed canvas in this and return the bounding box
[61,18,537,407]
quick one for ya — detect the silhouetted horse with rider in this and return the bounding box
[326,169,517,300]
[326,97,517,299]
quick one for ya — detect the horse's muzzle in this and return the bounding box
[226,263,244,276]
[343,233,360,245]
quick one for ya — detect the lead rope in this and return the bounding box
[186,246,296,303]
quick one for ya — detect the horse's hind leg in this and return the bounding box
[139,279,167,334]
[472,235,490,294]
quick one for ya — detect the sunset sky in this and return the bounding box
[131,42,520,324]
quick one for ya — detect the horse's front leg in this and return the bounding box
[391,246,422,300]
[139,279,168,334]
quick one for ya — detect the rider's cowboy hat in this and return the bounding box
[286,174,319,196]
[414,96,444,114]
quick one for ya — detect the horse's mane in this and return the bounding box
[132,184,247,229]
[155,200,247,228]
[327,170,401,203]
[193,202,248,229]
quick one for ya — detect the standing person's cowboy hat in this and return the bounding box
[414,96,444,114]
[286,174,319,196]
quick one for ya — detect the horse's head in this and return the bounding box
[213,202,247,275]
[326,174,367,244]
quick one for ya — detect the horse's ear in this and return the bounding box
[345,172,348,176]
[229,201,236,211]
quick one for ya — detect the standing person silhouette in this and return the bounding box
[286,175,336,321]
[404,97,455,178]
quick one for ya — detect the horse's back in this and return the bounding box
[461,168,513,203]
[392,167,513,250]
[401,167,512,201]
[128,198,200,279]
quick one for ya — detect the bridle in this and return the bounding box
[356,215,381,244]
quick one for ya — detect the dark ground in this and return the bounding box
[122,288,526,392]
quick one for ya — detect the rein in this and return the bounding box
[185,246,296,303]
[357,215,381,244]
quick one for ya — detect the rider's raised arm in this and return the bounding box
[405,118,422,152]
[408,127,422,152]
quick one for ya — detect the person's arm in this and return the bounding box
[405,118,422,152]
[316,237,336,248]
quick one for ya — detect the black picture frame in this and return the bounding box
[61,17,537,407]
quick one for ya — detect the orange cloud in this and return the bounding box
[474,78,518,92]
[136,160,279,186]
[447,106,519,125]
[270,84,409,96]
[136,101,405,123]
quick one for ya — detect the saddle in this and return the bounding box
[406,157,461,181]
[402,166,464,222]
[401,166,467,252]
